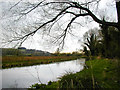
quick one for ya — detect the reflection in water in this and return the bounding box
[2,58,85,88]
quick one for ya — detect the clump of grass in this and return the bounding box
[29,83,46,89]
[58,72,101,89]
[29,81,59,90]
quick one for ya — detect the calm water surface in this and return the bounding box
[2,58,85,88]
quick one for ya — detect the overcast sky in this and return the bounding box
[0,0,117,53]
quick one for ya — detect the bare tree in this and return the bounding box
[1,0,120,48]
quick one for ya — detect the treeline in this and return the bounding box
[2,48,51,56]
[2,48,22,56]
[52,51,83,56]
[2,48,83,57]
[83,24,120,58]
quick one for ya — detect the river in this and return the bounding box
[1,58,85,88]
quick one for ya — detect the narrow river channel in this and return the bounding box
[2,58,85,88]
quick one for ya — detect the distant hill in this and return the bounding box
[2,47,51,56]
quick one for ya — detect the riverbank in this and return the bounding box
[30,58,120,89]
[2,56,80,69]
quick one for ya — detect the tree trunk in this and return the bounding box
[116,1,120,30]
[116,1,120,60]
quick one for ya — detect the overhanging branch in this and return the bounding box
[7,1,119,47]
[71,2,118,28]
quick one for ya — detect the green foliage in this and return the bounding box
[46,81,59,88]
[100,25,120,58]
[83,25,120,59]
[52,52,82,56]
[30,83,46,89]
[84,34,98,56]
[29,81,59,89]
[72,51,82,56]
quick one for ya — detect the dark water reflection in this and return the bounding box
[2,58,85,88]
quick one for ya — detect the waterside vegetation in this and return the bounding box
[30,58,120,89]
[2,56,81,69]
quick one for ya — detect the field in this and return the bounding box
[2,56,79,69]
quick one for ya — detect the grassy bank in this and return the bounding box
[30,58,120,89]
[2,56,79,69]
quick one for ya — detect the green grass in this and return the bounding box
[30,58,120,89]
[59,58,120,89]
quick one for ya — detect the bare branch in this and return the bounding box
[59,14,82,48]
[70,2,118,28]
[21,1,44,15]
[8,6,72,45]
[9,0,23,10]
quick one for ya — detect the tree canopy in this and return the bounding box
[1,0,120,50]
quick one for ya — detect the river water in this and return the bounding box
[2,58,85,88]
